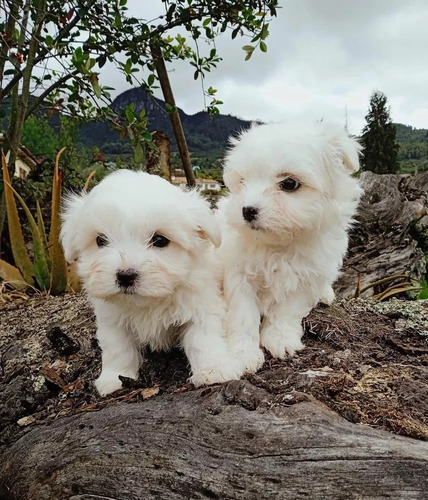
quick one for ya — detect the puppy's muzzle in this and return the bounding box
[242,206,259,223]
[116,269,138,289]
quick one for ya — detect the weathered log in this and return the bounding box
[0,293,427,499]
[1,380,427,500]
[336,171,428,298]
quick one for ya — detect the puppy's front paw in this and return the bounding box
[190,362,241,387]
[95,371,124,396]
[320,285,335,306]
[261,325,304,359]
[230,342,264,374]
[241,346,265,374]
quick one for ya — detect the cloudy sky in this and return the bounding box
[106,0,428,135]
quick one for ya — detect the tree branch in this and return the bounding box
[25,72,76,118]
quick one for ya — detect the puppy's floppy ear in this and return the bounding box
[60,192,87,262]
[182,189,221,247]
[196,206,221,248]
[322,124,362,173]
[222,168,241,193]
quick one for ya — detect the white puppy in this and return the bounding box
[61,170,239,395]
[218,122,363,374]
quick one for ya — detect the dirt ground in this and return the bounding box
[0,292,427,452]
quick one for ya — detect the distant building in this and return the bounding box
[0,134,37,178]
[172,176,222,192]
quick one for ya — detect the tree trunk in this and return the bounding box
[146,129,172,180]
[150,42,195,187]
[335,171,428,298]
[0,0,21,108]
[6,0,47,175]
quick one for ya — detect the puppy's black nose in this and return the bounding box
[116,269,138,288]
[242,206,259,222]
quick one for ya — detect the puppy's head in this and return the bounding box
[223,122,362,243]
[61,170,220,302]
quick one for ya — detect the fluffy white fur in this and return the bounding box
[217,122,363,374]
[61,170,240,395]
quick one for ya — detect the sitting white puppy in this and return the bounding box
[61,170,239,395]
[218,122,363,374]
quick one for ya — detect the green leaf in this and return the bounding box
[142,132,152,141]
[165,103,177,114]
[37,201,50,271]
[261,24,269,40]
[1,152,34,286]
[125,104,135,123]
[85,58,96,72]
[0,259,29,290]
[7,183,51,291]
[90,73,102,98]
[242,45,255,52]
[49,148,68,295]
[134,142,144,164]
[260,41,267,52]
[147,73,155,86]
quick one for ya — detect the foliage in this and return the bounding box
[0,0,278,162]
[360,91,400,174]
[1,151,35,286]
[417,277,428,300]
[0,149,75,294]
[21,115,60,160]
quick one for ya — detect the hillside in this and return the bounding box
[79,88,428,170]
[394,123,428,173]
[2,90,427,171]
[79,88,253,159]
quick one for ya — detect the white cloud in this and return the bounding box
[101,0,428,134]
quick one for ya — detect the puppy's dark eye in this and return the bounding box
[151,233,170,248]
[279,177,300,192]
[96,234,109,247]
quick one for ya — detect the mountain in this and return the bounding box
[79,88,253,158]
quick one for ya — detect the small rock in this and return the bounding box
[301,370,331,378]
[357,364,372,375]
[31,375,46,392]
[17,415,37,427]
[395,318,407,330]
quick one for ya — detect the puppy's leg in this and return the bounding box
[319,282,335,305]
[260,294,312,358]
[183,307,242,386]
[95,317,142,396]
[225,274,264,374]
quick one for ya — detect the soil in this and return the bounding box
[0,293,427,453]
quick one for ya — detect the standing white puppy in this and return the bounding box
[218,122,363,374]
[61,170,240,395]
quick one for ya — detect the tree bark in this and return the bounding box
[335,171,428,298]
[146,129,172,180]
[1,293,427,499]
[0,381,427,500]
[150,42,196,187]
[0,0,21,107]
[6,0,47,174]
